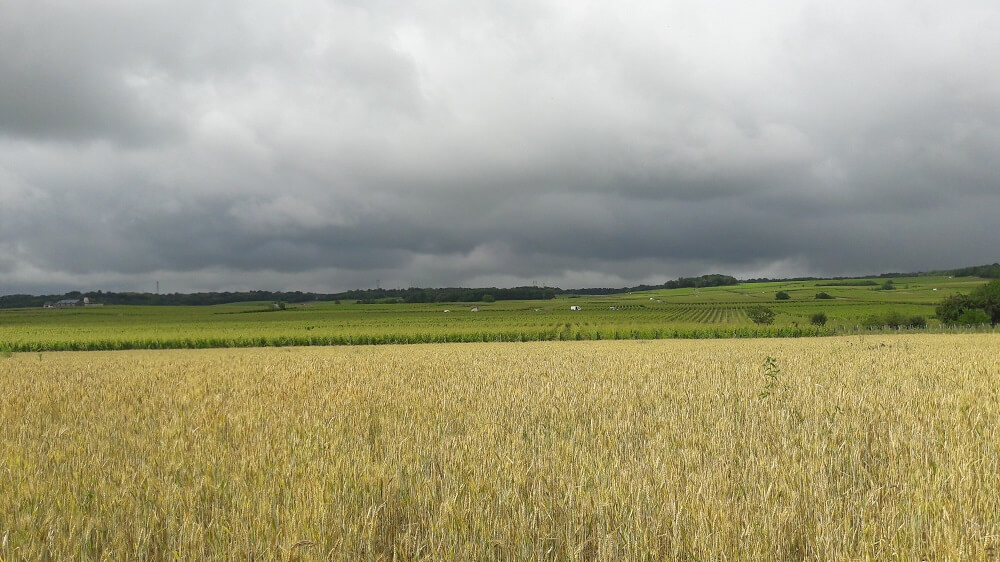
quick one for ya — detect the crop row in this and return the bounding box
[3,323,995,353]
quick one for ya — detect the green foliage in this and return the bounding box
[4,275,995,352]
[747,306,775,325]
[947,263,1000,278]
[775,291,791,300]
[661,274,739,290]
[958,309,991,325]
[758,356,782,399]
[883,310,907,328]
[878,280,896,291]
[862,314,883,328]
[482,294,495,303]
[936,294,971,323]
[810,312,828,327]
[815,292,833,299]
[969,280,1000,323]
[936,280,1000,324]
[863,310,925,329]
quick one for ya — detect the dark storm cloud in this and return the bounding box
[1,0,999,294]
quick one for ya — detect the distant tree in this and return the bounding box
[908,316,927,328]
[814,292,834,300]
[969,280,1000,323]
[879,279,896,291]
[775,291,791,300]
[482,294,495,303]
[810,312,828,326]
[747,305,775,325]
[936,294,971,323]
[948,263,1000,278]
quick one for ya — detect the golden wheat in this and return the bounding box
[1,334,998,560]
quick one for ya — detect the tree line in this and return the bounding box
[0,274,742,308]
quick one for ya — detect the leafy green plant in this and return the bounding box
[759,356,782,398]
[958,309,990,325]
[747,306,776,325]
[775,291,791,300]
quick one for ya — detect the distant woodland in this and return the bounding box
[1,265,997,309]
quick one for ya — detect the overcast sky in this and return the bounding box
[2,0,998,294]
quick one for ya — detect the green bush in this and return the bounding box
[815,292,833,300]
[775,291,791,300]
[958,309,991,325]
[747,306,775,325]
[810,312,828,326]
[882,310,908,328]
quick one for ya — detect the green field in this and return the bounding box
[0,276,993,352]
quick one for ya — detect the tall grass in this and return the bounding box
[1,335,998,559]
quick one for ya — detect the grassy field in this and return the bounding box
[2,335,998,559]
[0,276,993,351]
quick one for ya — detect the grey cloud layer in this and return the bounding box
[1,0,998,293]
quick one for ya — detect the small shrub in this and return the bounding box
[883,310,907,328]
[908,316,927,328]
[747,306,776,325]
[810,312,828,326]
[862,314,884,329]
[815,292,833,300]
[775,291,791,300]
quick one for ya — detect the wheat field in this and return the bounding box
[1,335,998,560]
